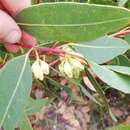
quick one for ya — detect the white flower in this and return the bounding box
[31,59,49,80]
[70,58,84,71]
[63,60,73,78]
[59,45,85,78]
[70,58,84,78]
[59,58,84,78]
[59,60,65,75]
[59,59,73,78]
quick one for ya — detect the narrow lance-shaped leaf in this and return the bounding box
[0,55,32,130]
[16,2,130,42]
[112,55,130,67]
[85,68,117,122]
[72,80,101,105]
[90,61,130,93]
[105,65,130,76]
[80,85,101,105]
[73,36,129,64]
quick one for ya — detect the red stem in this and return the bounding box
[37,47,65,55]
[49,59,60,66]
[111,29,130,37]
[29,47,65,59]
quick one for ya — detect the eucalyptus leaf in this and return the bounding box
[125,34,130,45]
[80,84,101,105]
[73,36,129,64]
[0,55,32,130]
[112,55,130,66]
[89,61,130,93]
[26,97,49,115]
[85,68,117,121]
[19,114,33,130]
[16,2,130,42]
[72,79,101,105]
[106,65,130,76]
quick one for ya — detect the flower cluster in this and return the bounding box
[59,46,84,78]
[31,46,84,80]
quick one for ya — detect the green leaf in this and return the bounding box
[106,65,130,76]
[16,2,130,42]
[118,0,128,7]
[107,124,130,130]
[80,85,101,105]
[72,79,100,105]
[77,81,101,105]
[125,34,130,45]
[85,68,117,122]
[112,55,130,66]
[89,61,130,93]
[19,97,48,130]
[26,97,49,115]
[73,36,129,64]
[19,114,33,130]
[0,55,32,130]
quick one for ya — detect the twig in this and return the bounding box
[111,30,130,37]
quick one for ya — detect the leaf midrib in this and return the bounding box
[17,17,130,27]
[72,44,130,49]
